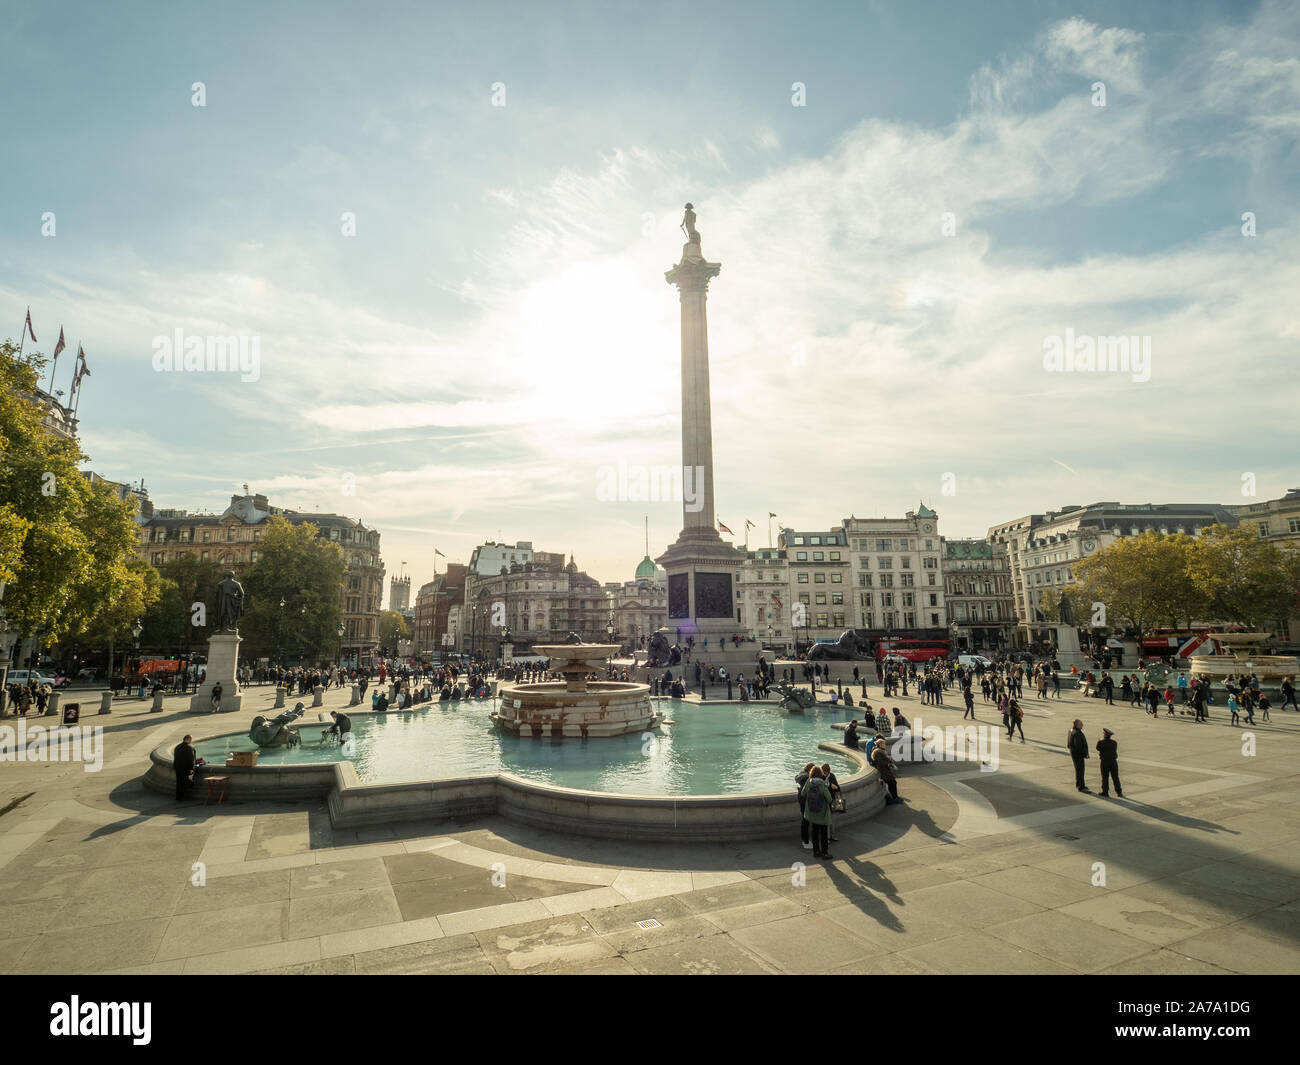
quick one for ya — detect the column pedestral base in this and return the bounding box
[189,631,244,714]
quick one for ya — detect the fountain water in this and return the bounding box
[491,641,662,738]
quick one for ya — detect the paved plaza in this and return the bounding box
[1,681,1298,975]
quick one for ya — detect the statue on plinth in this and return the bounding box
[680,202,700,246]
[216,571,245,632]
[1057,591,1075,627]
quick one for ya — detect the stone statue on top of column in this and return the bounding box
[680,203,700,246]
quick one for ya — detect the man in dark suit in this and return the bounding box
[1097,728,1123,797]
[1067,720,1090,792]
[173,735,196,800]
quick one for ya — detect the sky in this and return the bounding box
[3,0,1298,603]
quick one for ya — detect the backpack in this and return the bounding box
[805,781,826,815]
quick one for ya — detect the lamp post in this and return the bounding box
[337,623,345,667]
[299,604,306,668]
[277,597,285,666]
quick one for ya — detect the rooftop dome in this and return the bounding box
[635,554,657,579]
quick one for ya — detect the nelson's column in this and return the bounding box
[656,204,746,652]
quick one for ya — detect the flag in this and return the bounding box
[768,512,777,519]
[718,519,733,536]
[434,548,445,557]
[52,327,65,359]
[23,307,36,343]
[745,519,756,529]
[77,345,89,376]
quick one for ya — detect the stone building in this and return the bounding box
[605,553,668,650]
[136,490,384,665]
[462,546,612,657]
[987,501,1238,646]
[942,539,1017,651]
[413,563,467,658]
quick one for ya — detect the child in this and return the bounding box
[1227,693,1239,725]
[1259,694,1271,722]
[1164,687,1175,715]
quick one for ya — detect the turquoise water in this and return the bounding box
[192,699,859,796]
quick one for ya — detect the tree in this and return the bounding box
[0,340,147,648]
[1068,532,1197,645]
[1188,524,1299,631]
[237,517,344,662]
[138,555,223,655]
[379,609,410,653]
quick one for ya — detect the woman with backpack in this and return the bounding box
[801,766,835,860]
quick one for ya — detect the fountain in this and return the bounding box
[491,637,662,738]
[1189,632,1298,683]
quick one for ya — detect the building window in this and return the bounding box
[901,573,914,586]
[928,573,936,585]
[813,551,824,561]
[797,551,808,561]
[880,574,894,588]
[876,539,891,551]
[925,539,933,550]
[815,613,828,627]
[1259,522,1269,537]
[829,551,840,561]
[929,593,938,606]
[902,592,914,607]
[831,592,843,605]
[923,557,937,569]
[815,593,826,605]
[814,573,826,584]
[901,557,910,569]
[858,574,872,587]
[1290,518,1300,534]
[798,572,809,584]
[799,593,810,605]
[832,613,845,627]
[882,593,894,608]
[930,613,939,627]
[831,573,843,584]
[879,557,892,569]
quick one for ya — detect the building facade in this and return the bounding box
[137,490,384,665]
[942,539,1017,651]
[412,563,467,657]
[988,501,1238,645]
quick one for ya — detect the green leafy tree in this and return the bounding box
[237,517,344,662]
[0,340,147,649]
[1068,532,1196,645]
[379,609,410,653]
[1188,524,1299,631]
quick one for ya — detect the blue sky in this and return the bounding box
[3,0,1297,599]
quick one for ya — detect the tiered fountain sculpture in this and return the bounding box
[1189,632,1299,684]
[492,636,662,738]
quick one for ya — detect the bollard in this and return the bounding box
[312,685,324,708]
[99,691,113,715]
[151,690,165,712]
[47,690,62,717]
[274,687,286,709]
[350,684,360,706]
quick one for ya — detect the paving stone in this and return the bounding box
[354,933,494,975]
[288,886,403,939]
[625,934,776,974]
[155,900,289,961]
[899,931,1077,974]
[730,913,880,973]
[475,914,619,973]
[984,910,1153,972]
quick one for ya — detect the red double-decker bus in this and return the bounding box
[875,636,951,663]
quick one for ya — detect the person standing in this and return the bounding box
[1096,728,1122,797]
[796,762,815,850]
[1067,719,1090,792]
[801,767,835,860]
[173,734,197,800]
[963,683,976,720]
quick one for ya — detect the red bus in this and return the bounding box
[875,637,950,663]
[1140,625,1244,660]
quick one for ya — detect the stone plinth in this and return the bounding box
[1053,624,1091,670]
[189,632,243,714]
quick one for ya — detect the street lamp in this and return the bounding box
[337,623,345,666]
[299,604,306,668]
[277,598,286,666]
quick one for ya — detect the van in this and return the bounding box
[956,654,993,669]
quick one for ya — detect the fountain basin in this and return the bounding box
[1189,632,1298,683]
[492,680,661,737]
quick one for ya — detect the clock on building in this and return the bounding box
[922,523,933,532]
[1083,540,1096,552]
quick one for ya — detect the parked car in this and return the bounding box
[76,667,98,682]
[957,654,993,669]
[6,670,57,687]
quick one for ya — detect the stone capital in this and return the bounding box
[665,248,721,294]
